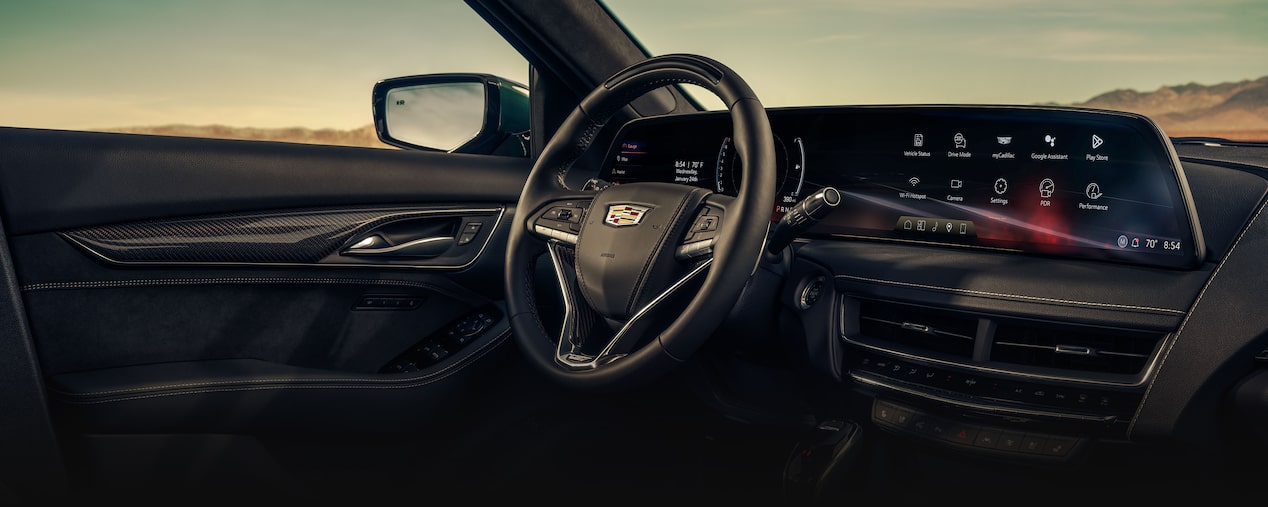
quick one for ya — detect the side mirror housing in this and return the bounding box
[372,73,529,156]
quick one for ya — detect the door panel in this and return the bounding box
[0,126,535,498]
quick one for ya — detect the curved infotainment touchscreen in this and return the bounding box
[599,106,1204,269]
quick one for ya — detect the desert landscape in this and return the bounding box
[104,123,394,149]
[103,76,1268,147]
[1067,75,1268,141]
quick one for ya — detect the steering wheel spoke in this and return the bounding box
[547,240,713,370]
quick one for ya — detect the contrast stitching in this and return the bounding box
[54,329,510,403]
[836,274,1186,315]
[1129,197,1268,436]
[556,120,605,187]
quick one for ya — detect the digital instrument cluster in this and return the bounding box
[600,106,1204,269]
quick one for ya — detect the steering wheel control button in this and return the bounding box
[682,206,722,244]
[675,239,715,260]
[534,223,579,243]
[695,215,719,232]
[532,202,592,244]
[534,219,578,244]
[548,206,585,222]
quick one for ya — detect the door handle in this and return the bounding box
[342,235,455,258]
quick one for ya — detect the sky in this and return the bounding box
[1,0,1265,131]
[607,0,1268,109]
[0,0,529,130]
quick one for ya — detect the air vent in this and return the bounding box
[991,322,1164,375]
[855,300,977,359]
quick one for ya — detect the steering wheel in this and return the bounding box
[505,54,776,390]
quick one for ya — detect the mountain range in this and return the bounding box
[104,123,392,149]
[1067,75,1268,140]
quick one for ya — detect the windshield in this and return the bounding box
[603,0,1268,142]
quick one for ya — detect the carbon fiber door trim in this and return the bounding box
[61,205,503,269]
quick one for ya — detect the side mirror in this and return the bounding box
[372,73,530,156]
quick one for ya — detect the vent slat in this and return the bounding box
[856,301,976,359]
[991,323,1162,375]
[860,316,974,341]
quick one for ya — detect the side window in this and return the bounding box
[0,2,527,149]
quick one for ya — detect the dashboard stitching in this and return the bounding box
[836,274,1186,314]
[1128,196,1268,436]
[51,329,511,401]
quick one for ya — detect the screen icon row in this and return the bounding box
[907,176,1104,201]
[896,216,976,237]
[911,133,1106,149]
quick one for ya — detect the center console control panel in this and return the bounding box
[871,399,1089,462]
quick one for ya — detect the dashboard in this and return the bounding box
[600,106,1204,269]
[589,104,1268,463]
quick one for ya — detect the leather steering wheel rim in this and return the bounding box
[504,54,776,390]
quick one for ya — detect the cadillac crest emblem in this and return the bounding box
[604,204,649,227]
